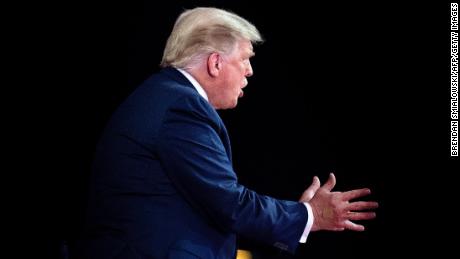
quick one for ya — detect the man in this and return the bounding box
[81,7,378,258]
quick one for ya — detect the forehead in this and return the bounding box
[232,39,254,57]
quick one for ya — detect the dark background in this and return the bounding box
[16,1,455,258]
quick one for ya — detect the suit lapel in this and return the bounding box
[161,67,233,163]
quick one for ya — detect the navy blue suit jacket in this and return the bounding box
[82,68,308,258]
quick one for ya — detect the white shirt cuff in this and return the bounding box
[299,202,314,243]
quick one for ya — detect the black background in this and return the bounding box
[13,1,456,258]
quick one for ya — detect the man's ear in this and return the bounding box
[207,52,222,77]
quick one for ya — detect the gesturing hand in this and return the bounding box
[299,173,378,232]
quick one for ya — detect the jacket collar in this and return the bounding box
[161,67,195,89]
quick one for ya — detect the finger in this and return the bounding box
[330,227,345,231]
[300,176,320,201]
[322,172,336,192]
[341,188,371,201]
[300,176,321,201]
[347,212,376,221]
[343,220,365,231]
[310,176,320,190]
[346,201,379,211]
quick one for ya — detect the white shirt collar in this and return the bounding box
[177,68,209,102]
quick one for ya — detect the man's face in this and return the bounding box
[212,39,254,109]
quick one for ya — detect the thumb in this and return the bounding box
[299,176,320,202]
[322,172,336,192]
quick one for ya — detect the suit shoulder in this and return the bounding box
[137,71,203,106]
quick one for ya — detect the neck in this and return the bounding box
[185,66,219,109]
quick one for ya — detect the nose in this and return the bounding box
[245,61,253,77]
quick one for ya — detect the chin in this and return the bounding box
[216,101,238,110]
[226,100,239,109]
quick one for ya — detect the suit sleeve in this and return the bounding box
[156,95,307,253]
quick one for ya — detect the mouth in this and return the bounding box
[239,89,244,98]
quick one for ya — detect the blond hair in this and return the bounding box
[160,7,263,69]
